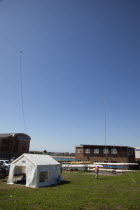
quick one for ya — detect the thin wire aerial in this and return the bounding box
[104,97,108,162]
[104,98,136,184]
[19,51,27,133]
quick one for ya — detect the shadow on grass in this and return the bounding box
[13,180,71,188]
[41,180,71,188]
[48,180,71,188]
[60,180,71,185]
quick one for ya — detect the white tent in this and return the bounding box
[7,154,62,188]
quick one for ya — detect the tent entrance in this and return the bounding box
[13,166,26,185]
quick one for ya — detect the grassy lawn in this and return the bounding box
[0,171,140,209]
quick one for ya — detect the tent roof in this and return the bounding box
[13,153,60,166]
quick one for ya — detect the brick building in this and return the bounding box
[75,144,135,163]
[0,133,31,159]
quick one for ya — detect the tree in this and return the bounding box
[43,150,47,154]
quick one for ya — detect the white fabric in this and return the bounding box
[7,154,62,188]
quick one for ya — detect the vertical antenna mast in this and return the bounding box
[104,98,106,146]
[19,50,26,133]
[104,98,108,161]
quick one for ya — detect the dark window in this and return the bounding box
[85,149,90,153]
[77,149,82,153]
[39,172,48,182]
[17,135,30,141]
[103,149,109,154]
[111,149,117,154]
[1,146,9,152]
[94,149,99,154]
[21,142,27,152]
[2,140,9,145]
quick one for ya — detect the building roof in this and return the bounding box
[76,144,134,149]
[0,133,31,140]
[13,153,60,166]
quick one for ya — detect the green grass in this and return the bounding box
[0,171,140,209]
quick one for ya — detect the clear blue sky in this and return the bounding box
[0,0,140,152]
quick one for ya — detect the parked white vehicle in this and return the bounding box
[0,160,10,167]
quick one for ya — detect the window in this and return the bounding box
[39,171,48,182]
[85,149,90,153]
[111,148,117,154]
[2,140,9,145]
[17,135,30,141]
[78,149,82,153]
[21,142,26,152]
[1,146,8,152]
[94,149,99,154]
[131,149,134,155]
[103,149,109,154]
